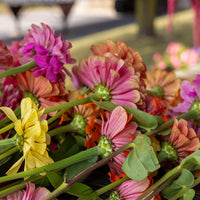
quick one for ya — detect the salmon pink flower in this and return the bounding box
[145,68,181,108]
[98,106,138,176]
[20,23,75,83]
[16,70,66,116]
[72,55,146,109]
[160,118,200,162]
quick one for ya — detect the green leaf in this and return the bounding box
[52,135,80,161]
[122,135,160,181]
[91,99,158,129]
[157,128,171,136]
[65,156,98,180]
[161,169,194,199]
[181,189,195,200]
[181,150,200,168]
[67,182,101,199]
[46,171,63,189]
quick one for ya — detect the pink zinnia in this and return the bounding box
[0,182,53,200]
[166,42,182,55]
[98,106,138,176]
[72,55,146,109]
[20,23,75,83]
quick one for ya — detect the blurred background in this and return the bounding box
[0,0,195,67]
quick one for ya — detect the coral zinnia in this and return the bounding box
[98,106,138,176]
[145,68,181,108]
[160,118,200,162]
[0,97,54,174]
[20,23,75,83]
[16,70,66,116]
[72,55,146,109]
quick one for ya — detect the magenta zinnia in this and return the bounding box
[72,55,146,109]
[98,106,138,176]
[20,23,75,83]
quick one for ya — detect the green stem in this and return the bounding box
[44,182,68,200]
[48,124,77,137]
[0,137,15,147]
[0,146,100,184]
[0,145,15,155]
[137,165,182,200]
[0,146,19,161]
[168,187,189,200]
[96,176,130,196]
[148,110,198,135]
[45,142,134,199]
[46,94,99,124]
[0,123,15,135]
[0,60,36,78]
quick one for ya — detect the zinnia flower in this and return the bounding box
[0,97,54,174]
[72,55,146,109]
[108,173,160,200]
[98,106,138,176]
[67,90,102,148]
[160,118,200,162]
[144,68,181,108]
[90,39,147,79]
[20,23,75,83]
[0,182,54,200]
[16,70,66,116]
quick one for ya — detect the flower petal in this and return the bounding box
[0,107,17,122]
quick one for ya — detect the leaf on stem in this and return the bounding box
[122,135,160,181]
[91,99,158,129]
[161,169,194,199]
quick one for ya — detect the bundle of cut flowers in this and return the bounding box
[152,42,199,71]
[0,23,200,200]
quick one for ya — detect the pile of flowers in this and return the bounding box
[0,23,200,200]
[152,42,199,71]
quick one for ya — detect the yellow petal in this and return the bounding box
[21,98,33,118]
[22,109,38,129]
[0,107,17,122]
[6,156,25,175]
[15,120,24,136]
[24,121,41,139]
[24,151,36,171]
[46,134,51,145]
[32,143,47,155]
[40,120,48,133]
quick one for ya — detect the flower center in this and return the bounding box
[160,141,178,162]
[71,114,86,135]
[23,91,39,106]
[108,191,121,200]
[151,86,163,98]
[94,84,110,100]
[190,101,200,126]
[98,136,113,158]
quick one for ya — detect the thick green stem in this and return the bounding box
[0,137,15,147]
[45,142,134,199]
[149,110,198,135]
[96,176,130,196]
[48,124,78,137]
[0,60,36,78]
[0,146,19,161]
[44,182,68,200]
[0,123,15,135]
[137,165,182,200]
[0,146,100,184]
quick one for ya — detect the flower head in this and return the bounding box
[145,68,181,108]
[16,70,66,117]
[161,118,200,162]
[72,55,146,109]
[173,74,200,116]
[20,23,75,83]
[0,97,54,174]
[108,173,160,200]
[98,106,138,175]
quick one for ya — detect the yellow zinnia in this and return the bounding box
[0,97,54,175]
